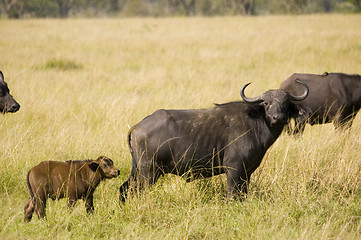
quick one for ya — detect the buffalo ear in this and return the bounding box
[89,162,99,172]
[246,104,264,118]
[290,103,310,119]
[0,71,4,81]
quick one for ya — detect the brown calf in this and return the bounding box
[24,156,120,222]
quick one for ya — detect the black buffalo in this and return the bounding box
[0,71,20,113]
[119,81,309,201]
[280,72,361,134]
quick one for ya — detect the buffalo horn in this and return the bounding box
[288,80,309,101]
[240,83,263,103]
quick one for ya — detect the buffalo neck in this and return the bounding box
[254,117,285,151]
[81,164,103,189]
[348,76,361,105]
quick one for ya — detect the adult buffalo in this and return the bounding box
[119,81,309,201]
[280,72,361,134]
[0,71,20,113]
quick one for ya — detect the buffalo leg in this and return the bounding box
[223,148,251,200]
[139,161,163,188]
[224,154,249,199]
[119,178,131,202]
[119,152,141,203]
[84,196,94,213]
[119,163,163,202]
[68,195,77,209]
[34,194,47,219]
[226,169,249,199]
[24,198,35,222]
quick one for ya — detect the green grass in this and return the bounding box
[0,15,361,239]
[41,58,83,71]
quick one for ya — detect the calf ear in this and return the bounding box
[0,71,4,81]
[89,162,99,172]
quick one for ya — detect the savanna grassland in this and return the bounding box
[0,15,361,239]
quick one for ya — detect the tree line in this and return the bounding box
[1,0,360,18]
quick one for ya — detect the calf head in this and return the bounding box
[0,71,20,113]
[89,156,120,179]
[241,80,309,126]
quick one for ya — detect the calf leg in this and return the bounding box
[67,194,78,209]
[34,194,47,220]
[84,196,94,213]
[24,198,35,222]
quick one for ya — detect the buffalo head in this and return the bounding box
[0,71,20,114]
[241,80,309,126]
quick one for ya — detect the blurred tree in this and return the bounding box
[26,0,58,17]
[166,0,181,15]
[2,0,24,18]
[238,0,254,14]
[281,0,310,13]
[0,0,359,18]
[54,0,75,18]
[110,0,129,14]
[166,0,195,16]
[123,0,145,16]
[179,0,195,15]
[349,0,361,10]
[321,0,334,12]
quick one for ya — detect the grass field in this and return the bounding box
[0,14,361,239]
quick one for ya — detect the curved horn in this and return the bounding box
[289,80,309,101]
[240,83,263,103]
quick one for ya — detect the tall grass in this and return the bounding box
[0,15,361,239]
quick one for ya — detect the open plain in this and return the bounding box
[1,15,361,239]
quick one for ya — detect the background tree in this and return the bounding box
[349,0,361,11]
[26,0,58,17]
[179,0,196,15]
[54,0,75,18]
[237,0,255,15]
[2,0,24,18]
[0,0,360,18]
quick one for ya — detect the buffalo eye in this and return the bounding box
[262,101,270,108]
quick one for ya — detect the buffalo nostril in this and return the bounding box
[9,104,20,112]
[272,114,287,124]
[117,170,120,175]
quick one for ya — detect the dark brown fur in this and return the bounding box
[24,156,119,222]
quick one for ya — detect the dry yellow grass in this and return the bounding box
[0,15,361,239]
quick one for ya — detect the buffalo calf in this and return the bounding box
[24,156,120,222]
[0,71,20,113]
